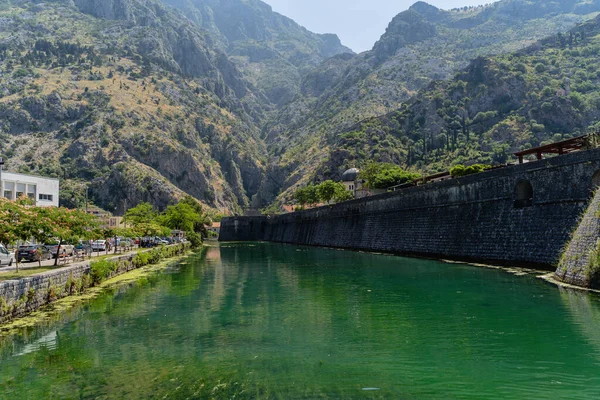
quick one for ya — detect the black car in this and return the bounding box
[17,245,53,262]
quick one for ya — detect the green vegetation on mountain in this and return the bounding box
[323,14,600,179]
[0,0,270,214]
[263,0,600,204]
[2,0,600,213]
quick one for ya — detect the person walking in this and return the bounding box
[36,246,43,268]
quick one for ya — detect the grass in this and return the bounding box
[0,267,66,281]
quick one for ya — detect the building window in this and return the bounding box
[27,184,36,200]
[39,194,53,201]
[16,183,25,199]
[4,182,14,199]
[514,180,533,208]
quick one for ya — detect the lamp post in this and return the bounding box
[0,157,4,198]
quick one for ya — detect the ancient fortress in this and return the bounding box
[220,148,600,289]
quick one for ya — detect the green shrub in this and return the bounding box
[187,231,202,248]
[47,286,58,302]
[450,164,491,178]
[90,259,117,284]
[79,274,90,292]
[26,288,36,304]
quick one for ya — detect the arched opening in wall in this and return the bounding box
[514,180,534,208]
[592,171,600,191]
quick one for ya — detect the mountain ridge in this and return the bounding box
[2,0,600,214]
[259,0,600,205]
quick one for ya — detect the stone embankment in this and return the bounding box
[555,189,600,288]
[221,149,600,289]
[0,243,190,325]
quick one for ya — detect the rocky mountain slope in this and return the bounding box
[262,0,600,203]
[2,0,600,213]
[162,0,353,107]
[317,14,600,180]
[0,0,269,214]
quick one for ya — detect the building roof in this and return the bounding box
[342,168,360,182]
[282,205,295,213]
[0,171,60,182]
[514,135,589,163]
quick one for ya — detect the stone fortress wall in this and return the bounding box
[220,149,600,288]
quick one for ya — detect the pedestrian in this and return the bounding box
[36,246,43,267]
[14,247,20,272]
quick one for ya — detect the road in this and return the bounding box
[0,248,141,275]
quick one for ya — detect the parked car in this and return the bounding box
[91,240,107,252]
[75,242,92,251]
[75,242,92,257]
[0,245,14,266]
[17,245,53,262]
[47,243,75,258]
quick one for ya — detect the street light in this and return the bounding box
[0,157,4,198]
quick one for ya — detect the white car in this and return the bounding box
[91,240,107,252]
[0,245,15,266]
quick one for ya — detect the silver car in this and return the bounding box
[0,245,15,266]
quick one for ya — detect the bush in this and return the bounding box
[90,259,117,284]
[187,231,203,248]
[450,164,491,178]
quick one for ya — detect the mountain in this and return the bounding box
[1,0,600,214]
[162,0,353,107]
[0,0,269,214]
[261,0,600,204]
[315,13,600,181]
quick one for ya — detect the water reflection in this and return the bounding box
[1,243,600,399]
[559,288,600,357]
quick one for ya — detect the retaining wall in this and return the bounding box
[555,189,600,287]
[221,149,600,273]
[0,244,189,324]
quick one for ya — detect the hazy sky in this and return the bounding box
[262,0,493,53]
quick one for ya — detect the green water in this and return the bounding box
[1,243,600,399]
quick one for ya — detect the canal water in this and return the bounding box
[1,242,600,399]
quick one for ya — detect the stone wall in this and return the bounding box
[0,244,189,324]
[555,189,600,287]
[221,149,600,272]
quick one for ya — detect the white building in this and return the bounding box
[1,171,59,207]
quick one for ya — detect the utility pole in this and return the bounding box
[0,157,4,198]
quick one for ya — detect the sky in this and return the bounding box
[262,0,493,53]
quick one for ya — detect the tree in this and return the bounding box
[178,196,211,237]
[293,186,311,209]
[38,207,98,266]
[159,202,200,233]
[316,181,338,204]
[0,198,97,268]
[293,185,319,208]
[360,162,421,190]
[359,162,382,190]
[333,185,354,203]
[124,202,156,226]
[304,185,319,206]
